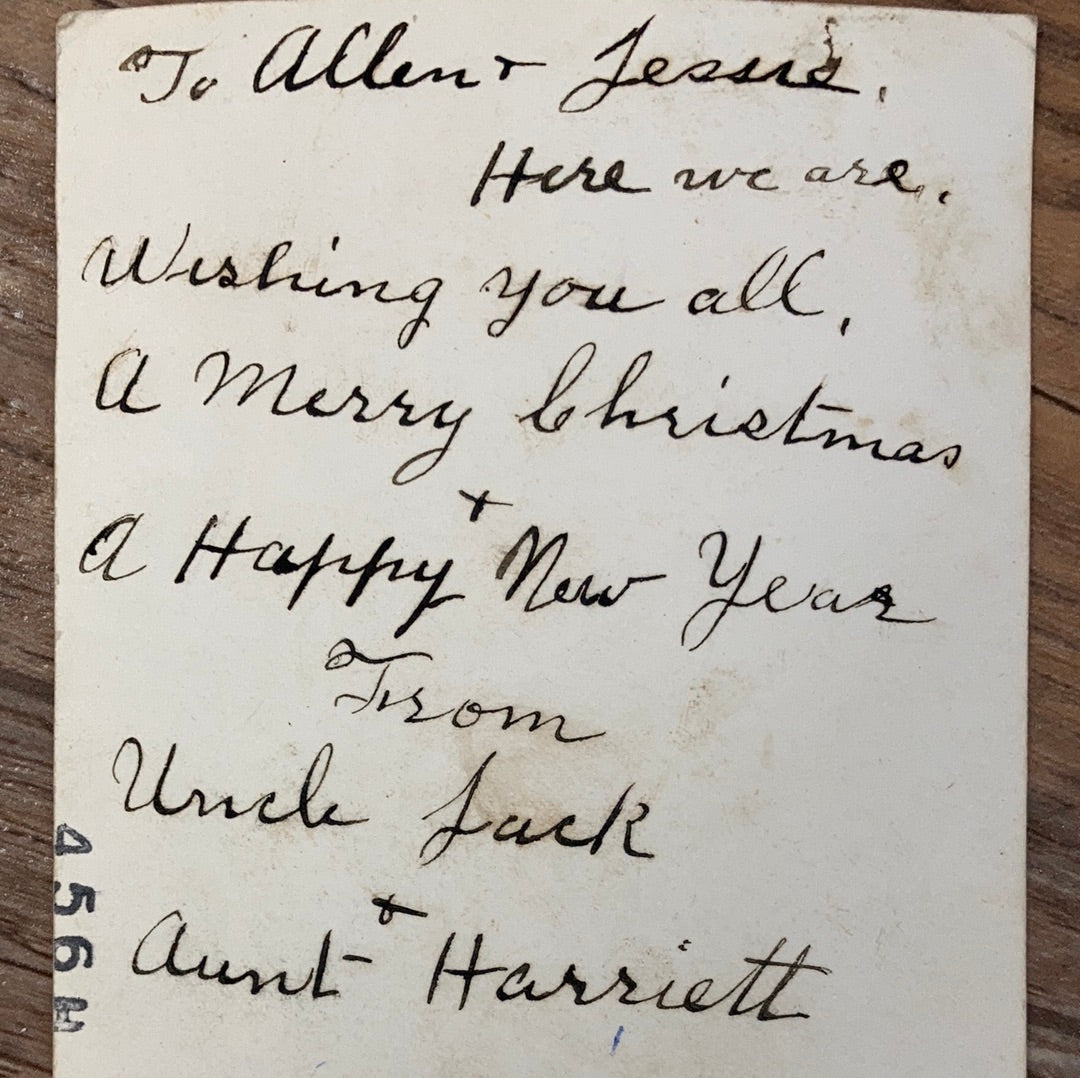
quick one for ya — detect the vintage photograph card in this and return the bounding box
[55,2,1034,1073]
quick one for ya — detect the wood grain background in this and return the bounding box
[1,0,1076,1073]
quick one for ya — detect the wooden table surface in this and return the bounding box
[1,0,1076,1074]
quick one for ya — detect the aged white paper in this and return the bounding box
[55,2,1034,1074]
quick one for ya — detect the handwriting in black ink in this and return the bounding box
[519,343,962,470]
[688,248,825,318]
[493,55,547,80]
[458,489,513,522]
[112,738,367,827]
[428,933,830,1017]
[805,158,926,198]
[471,142,651,206]
[329,646,605,745]
[560,17,858,114]
[79,514,147,582]
[175,515,463,636]
[372,895,428,925]
[480,266,664,338]
[132,910,340,998]
[253,22,479,95]
[119,45,217,103]
[680,529,935,651]
[496,525,666,613]
[95,348,161,413]
[81,226,442,350]
[419,751,653,864]
[194,349,470,485]
[674,165,779,192]
[324,638,434,671]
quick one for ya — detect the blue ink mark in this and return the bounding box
[610,1026,625,1056]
